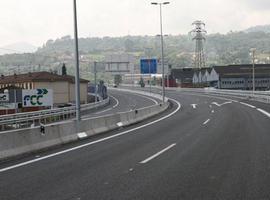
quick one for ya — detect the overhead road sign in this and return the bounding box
[140,59,158,74]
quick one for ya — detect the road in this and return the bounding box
[83,89,160,118]
[0,89,270,200]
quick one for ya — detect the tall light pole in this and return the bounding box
[73,0,81,121]
[151,1,170,103]
[250,48,256,94]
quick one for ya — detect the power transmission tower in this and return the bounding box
[190,20,207,68]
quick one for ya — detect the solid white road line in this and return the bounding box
[140,144,176,164]
[0,98,181,173]
[203,119,211,125]
[257,108,270,118]
[211,101,232,107]
[111,95,120,108]
[239,102,256,108]
[95,95,119,114]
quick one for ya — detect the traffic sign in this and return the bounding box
[140,59,157,74]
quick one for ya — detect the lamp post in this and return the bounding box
[73,0,81,121]
[250,48,256,94]
[151,1,170,103]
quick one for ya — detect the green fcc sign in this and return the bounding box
[22,89,53,107]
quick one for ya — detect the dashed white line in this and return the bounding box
[203,119,211,125]
[140,144,176,164]
[257,108,270,118]
[0,98,181,173]
[239,102,256,108]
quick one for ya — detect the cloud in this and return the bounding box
[0,0,269,48]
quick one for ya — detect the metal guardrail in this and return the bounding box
[0,97,110,131]
[119,84,270,104]
[176,88,270,104]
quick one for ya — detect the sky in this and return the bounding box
[0,0,270,47]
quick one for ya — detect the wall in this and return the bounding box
[69,83,88,104]
[34,82,69,105]
[0,101,169,161]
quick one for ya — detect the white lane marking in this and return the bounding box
[211,110,215,113]
[0,99,181,173]
[140,144,176,164]
[212,102,220,107]
[191,104,197,109]
[239,102,256,108]
[257,108,270,118]
[77,132,87,139]
[211,101,232,107]
[184,93,238,103]
[203,119,210,125]
[111,95,120,108]
[95,95,119,114]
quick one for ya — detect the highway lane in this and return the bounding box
[0,90,270,199]
[82,89,160,118]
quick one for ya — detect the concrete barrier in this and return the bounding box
[0,90,169,161]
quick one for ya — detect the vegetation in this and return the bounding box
[1,30,270,82]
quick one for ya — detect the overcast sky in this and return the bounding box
[0,0,270,47]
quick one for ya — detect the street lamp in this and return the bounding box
[73,0,81,121]
[151,1,170,103]
[250,48,256,94]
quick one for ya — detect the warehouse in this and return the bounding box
[171,68,197,87]
[193,64,270,90]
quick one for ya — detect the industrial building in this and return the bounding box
[193,64,270,90]
[171,68,197,87]
[0,71,89,106]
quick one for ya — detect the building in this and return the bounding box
[193,64,270,90]
[0,71,89,106]
[193,68,212,85]
[171,68,197,87]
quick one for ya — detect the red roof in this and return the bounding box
[0,71,89,84]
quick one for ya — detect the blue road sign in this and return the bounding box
[140,59,157,74]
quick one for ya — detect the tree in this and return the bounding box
[114,75,122,85]
[62,63,67,75]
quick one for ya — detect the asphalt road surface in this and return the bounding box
[83,89,160,118]
[0,89,270,200]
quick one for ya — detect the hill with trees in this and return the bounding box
[1,30,270,81]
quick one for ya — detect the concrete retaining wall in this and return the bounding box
[0,92,169,160]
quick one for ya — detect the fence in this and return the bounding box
[0,97,110,131]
